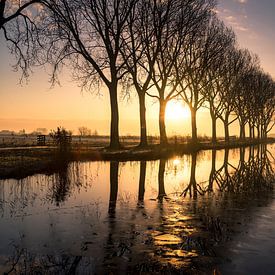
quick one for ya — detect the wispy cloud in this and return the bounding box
[236,26,249,32]
[224,14,249,32]
[235,0,248,4]
[216,4,250,33]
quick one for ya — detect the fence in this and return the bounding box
[37,135,46,146]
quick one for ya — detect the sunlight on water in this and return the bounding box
[173,158,181,166]
[0,144,274,273]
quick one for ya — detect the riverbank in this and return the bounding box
[0,138,274,179]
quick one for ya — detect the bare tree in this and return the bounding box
[201,20,235,143]
[257,76,275,138]
[78,126,91,137]
[233,50,259,139]
[216,48,249,142]
[0,0,40,29]
[145,0,183,145]
[3,0,274,148]
[178,15,225,143]
[1,0,43,79]
[119,0,159,147]
[145,0,215,145]
[181,152,199,198]
[254,73,275,139]
[241,68,268,139]
[40,0,138,149]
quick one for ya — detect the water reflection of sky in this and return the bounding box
[0,145,274,273]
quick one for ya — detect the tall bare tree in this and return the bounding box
[40,0,137,149]
[178,15,226,143]
[256,75,275,138]
[201,20,235,143]
[119,0,159,147]
[145,0,215,145]
[216,48,248,142]
[233,50,259,139]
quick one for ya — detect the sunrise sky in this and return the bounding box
[0,0,275,136]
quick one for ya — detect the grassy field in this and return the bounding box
[0,134,229,148]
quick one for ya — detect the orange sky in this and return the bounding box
[0,0,274,136]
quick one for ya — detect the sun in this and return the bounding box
[165,101,190,121]
[173,158,181,166]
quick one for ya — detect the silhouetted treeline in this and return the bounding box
[2,0,275,148]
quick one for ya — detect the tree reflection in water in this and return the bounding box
[50,162,93,206]
[51,163,70,205]
[138,161,146,202]
[0,145,274,273]
[158,159,167,201]
[182,152,198,198]
[108,161,119,217]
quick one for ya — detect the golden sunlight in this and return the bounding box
[165,101,190,121]
[173,158,181,166]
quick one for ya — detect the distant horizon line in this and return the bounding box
[1,130,274,138]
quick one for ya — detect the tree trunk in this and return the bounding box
[109,84,120,149]
[138,92,147,147]
[210,111,217,144]
[239,125,243,139]
[159,99,168,145]
[257,126,261,139]
[249,123,253,139]
[252,126,255,139]
[190,107,198,143]
[0,1,7,29]
[249,122,255,140]
[239,122,245,140]
[224,112,230,142]
[138,161,146,202]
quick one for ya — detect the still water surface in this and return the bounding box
[0,145,274,273]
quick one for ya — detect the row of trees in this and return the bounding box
[2,0,275,148]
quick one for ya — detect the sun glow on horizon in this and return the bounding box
[165,101,190,121]
[173,158,181,166]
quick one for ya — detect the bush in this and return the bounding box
[50,127,72,154]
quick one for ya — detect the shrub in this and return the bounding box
[50,127,72,154]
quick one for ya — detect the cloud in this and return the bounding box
[235,26,249,32]
[217,5,250,32]
[225,15,236,22]
[223,15,248,31]
[235,0,248,4]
